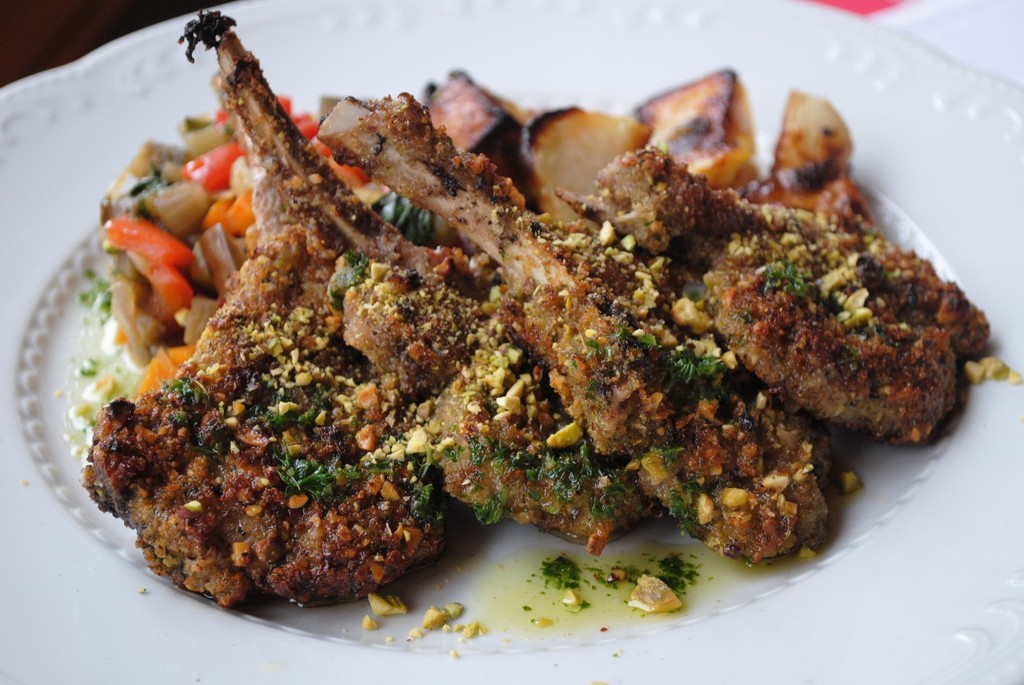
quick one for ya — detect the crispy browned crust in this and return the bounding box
[340,263,486,399]
[84,224,445,607]
[430,317,656,555]
[709,268,957,443]
[567,148,988,442]
[636,398,830,562]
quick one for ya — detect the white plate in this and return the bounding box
[2,1,1023,683]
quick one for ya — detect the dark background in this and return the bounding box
[2,1,238,88]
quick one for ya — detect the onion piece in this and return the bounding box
[147,181,211,238]
[198,224,245,295]
[182,296,219,345]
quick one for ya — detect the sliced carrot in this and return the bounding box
[167,344,196,365]
[223,190,255,236]
[114,327,127,345]
[136,345,195,396]
[136,348,177,396]
[202,196,234,231]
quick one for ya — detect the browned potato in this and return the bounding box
[425,71,529,188]
[636,69,757,188]
[522,107,650,221]
[772,90,853,179]
[744,91,873,225]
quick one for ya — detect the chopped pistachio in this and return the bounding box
[628,575,682,613]
[721,487,749,508]
[761,473,790,491]
[546,421,583,448]
[561,589,584,613]
[443,602,465,621]
[367,592,408,616]
[671,296,712,334]
[696,492,716,524]
[461,621,485,638]
[598,221,617,246]
[838,470,862,494]
[639,451,670,485]
[405,427,430,455]
[422,606,447,630]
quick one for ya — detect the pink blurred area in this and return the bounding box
[805,0,902,14]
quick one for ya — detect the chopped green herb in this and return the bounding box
[655,553,700,595]
[666,348,727,402]
[583,337,613,362]
[762,260,810,297]
[276,448,340,501]
[78,358,100,378]
[541,554,582,590]
[128,173,170,198]
[614,325,657,350]
[667,480,704,538]
[162,377,208,406]
[471,492,506,525]
[410,482,445,525]
[78,269,112,321]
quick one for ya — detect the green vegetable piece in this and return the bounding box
[372,192,436,246]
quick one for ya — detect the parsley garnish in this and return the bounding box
[762,260,810,297]
[541,555,582,589]
[471,492,506,525]
[656,553,700,595]
[410,483,445,525]
[666,348,727,402]
[78,269,112,321]
[276,448,341,501]
[163,377,208,406]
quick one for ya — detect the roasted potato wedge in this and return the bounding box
[425,71,530,189]
[772,90,853,182]
[743,91,873,224]
[636,69,757,188]
[522,107,650,221]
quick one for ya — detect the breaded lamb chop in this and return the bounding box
[318,95,833,561]
[563,148,988,443]
[319,94,677,456]
[211,19,484,297]
[84,211,446,607]
[83,13,455,608]
[430,315,656,555]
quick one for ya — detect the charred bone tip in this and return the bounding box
[179,10,238,63]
